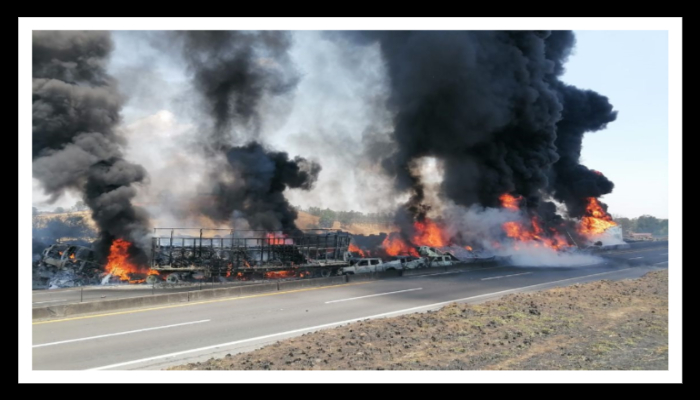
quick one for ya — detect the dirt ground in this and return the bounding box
[171,270,668,370]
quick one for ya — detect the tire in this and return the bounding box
[319,268,331,278]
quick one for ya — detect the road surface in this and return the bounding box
[31,241,669,370]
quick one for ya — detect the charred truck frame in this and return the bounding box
[150,228,352,279]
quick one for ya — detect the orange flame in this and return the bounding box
[265,232,287,245]
[579,197,617,235]
[412,219,448,247]
[264,270,296,279]
[382,217,447,256]
[502,216,569,250]
[348,243,366,257]
[465,246,473,251]
[499,193,523,211]
[69,253,76,260]
[382,233,420,257]
[104,239,148,283]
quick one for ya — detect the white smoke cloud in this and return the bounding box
[442,203,604,267]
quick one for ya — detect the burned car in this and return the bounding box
[40,244,102,274]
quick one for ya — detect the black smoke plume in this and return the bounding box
[348,31,616,231]
[32,31,150,264]
[174,31,298,150]
[542,31,617,218]
[198,142,320,231]
[173,31,318,231]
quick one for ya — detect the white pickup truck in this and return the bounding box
[339,258,401,275]
[382,255,426,270]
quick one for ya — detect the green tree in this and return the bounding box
[635,215,660,234]
[612,216,634,235]
[319,208,336,228]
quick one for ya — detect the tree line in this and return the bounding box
[612,215,669,237]
[301,207,394,228]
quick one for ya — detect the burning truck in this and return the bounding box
[149,228,353,281]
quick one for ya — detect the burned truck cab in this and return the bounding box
[40,244,100,273]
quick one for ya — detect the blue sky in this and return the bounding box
[563,31,668,218]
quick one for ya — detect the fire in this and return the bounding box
[69,253,76,260]
[104,239,147,283]
[579,197,617,235]
[496,192,570,250]
[412,219,448,247]
[381,217,447,256]
[502,216,569,250]
[465,246,473,251]
[382,233,419,257]
[148,269,159,275]
[264,270,296,279]
[348,243,366,257]
[265,232,287,245]
[499,193,523,211]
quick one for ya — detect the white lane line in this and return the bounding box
[481,272,532,281]
[404,266,511,278]
[32,299,67,304]
[33,319,210,348]
[405,271,459,278]
[628,257,644,260]
[575,262,607,267]
[325,288,423,304]
[655,261,668,265]
[88,268,632,371]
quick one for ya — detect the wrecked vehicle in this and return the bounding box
[35,244,103,288]
[339,257,395,275]
[150,228,353,280]
[416,246,460,267]
[40,244,101,273]
[382,255,426,270]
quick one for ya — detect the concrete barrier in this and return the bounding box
[345,273,375,282]
[186,289,217,302]
[278,276,346,292]
[238,282,278,297]
[376,269,403,279]
[32,260,506,321]
[402,267,442,277]
[32,291,186,320]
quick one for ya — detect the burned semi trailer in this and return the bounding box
[150,228,352,279]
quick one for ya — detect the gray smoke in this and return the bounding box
[171,31,319,231]
[32,31,149,263]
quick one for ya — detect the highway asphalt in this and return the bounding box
[31,241,669,370]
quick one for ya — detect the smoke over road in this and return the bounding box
[172,31,319,231]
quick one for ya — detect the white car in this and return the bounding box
[383,255,426,270]
[425,255,454,267]
[340,258,391,274]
